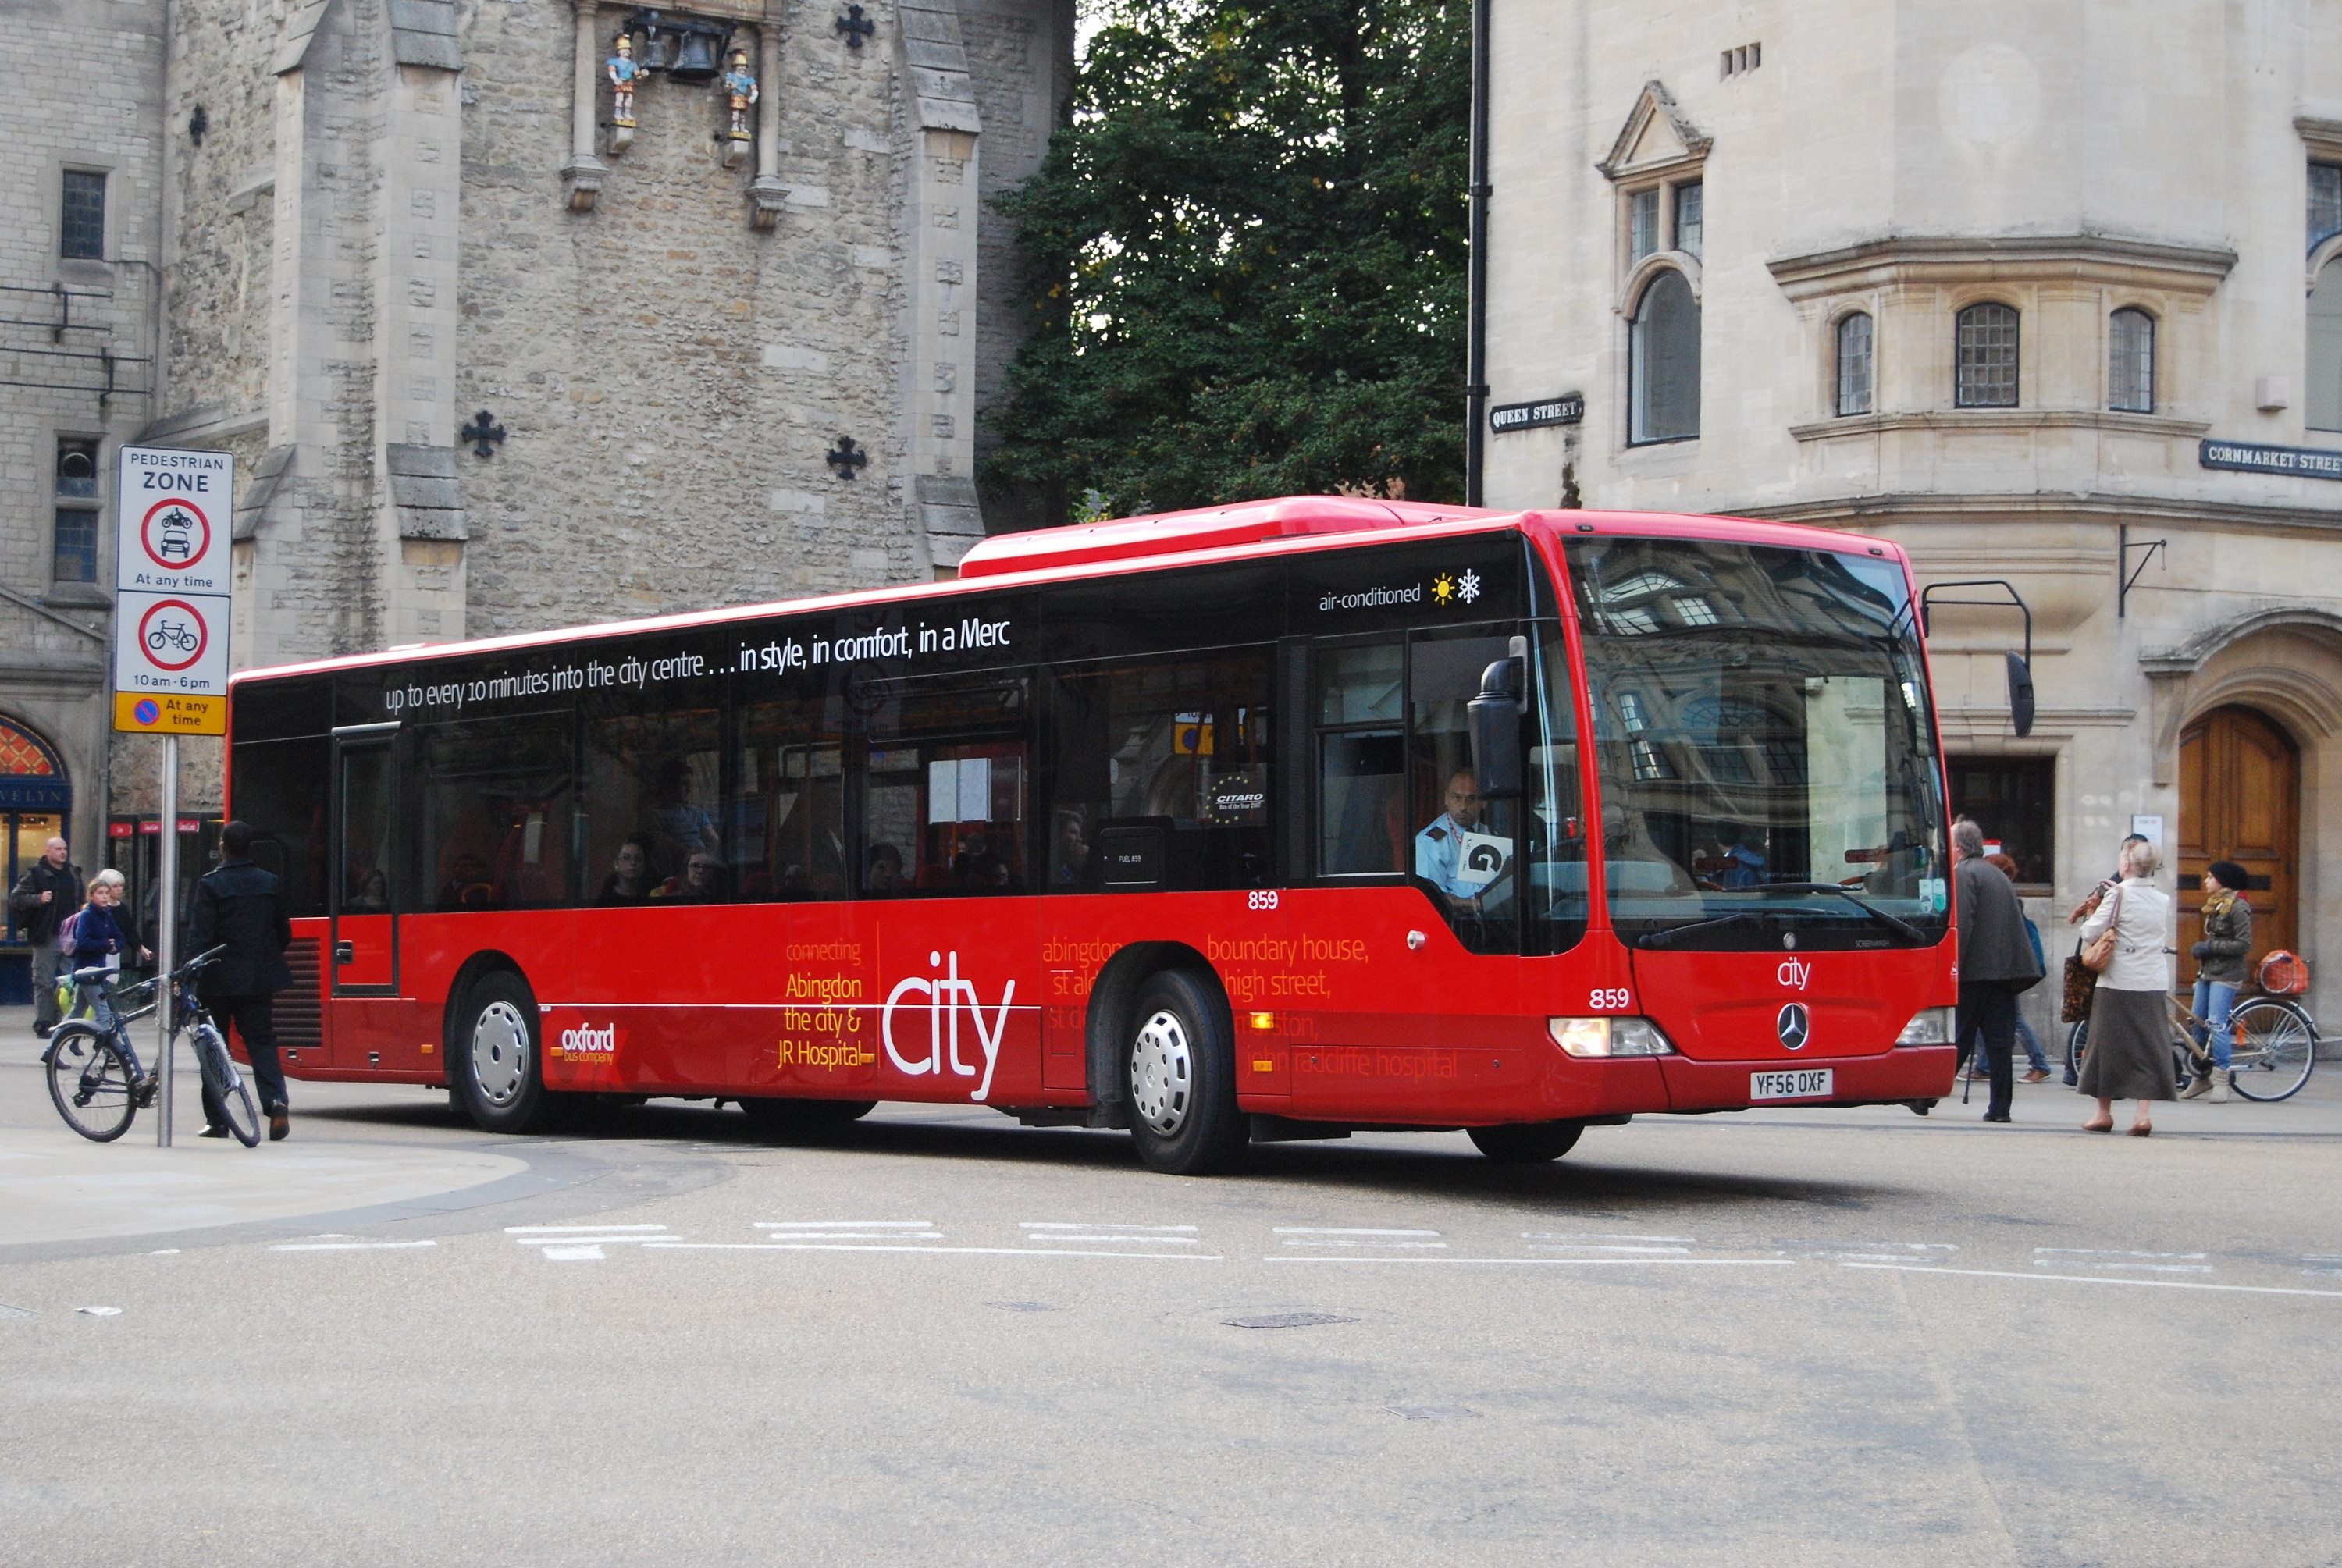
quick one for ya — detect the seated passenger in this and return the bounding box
[864,842,905,894]
[1716,822,1768,889]
[595,836,658,905]
[1415,770,1511,915]
[658,852,728,903]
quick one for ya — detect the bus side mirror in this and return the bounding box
[1468,656,1525,800]
[2006,651,2035,738]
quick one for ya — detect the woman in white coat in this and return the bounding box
[2076,837,2177,1134]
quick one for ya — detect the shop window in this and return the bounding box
[1948,756,2054,889]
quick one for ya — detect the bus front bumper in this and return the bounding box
[1655,1044,1959,1111]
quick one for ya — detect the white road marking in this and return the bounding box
[1267,1256,1795,1268]
[79,1306,123,1317]
[756,1221,945,1240]
[1283,1237,1449,1250]
[1775,1241,1956,1264]
[1274,1227,1441,1236]
[511,1224,675,1260]
[506,1224,671,1235]
[646,1241,1221,1260]
[1847,1261,2342,1299]
[2304,1256,2342,1278]
[269,1240,438,1253]
[2034,1247,2212,1275]
[1022,1222,1198,1232]
[1522,1232,1696,1244]
[1025,1234,1202,1245]
[542,1245,605,1261]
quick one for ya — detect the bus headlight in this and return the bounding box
[1895,1007,1956,1046]
[1548,1017,1676,1058]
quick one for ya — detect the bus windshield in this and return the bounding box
[1561,535,1949,951]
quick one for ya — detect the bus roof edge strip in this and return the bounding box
[954,495,1503,580]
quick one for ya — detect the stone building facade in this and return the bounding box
[1483,0,2342,1025]
[0,0,1069,981]
[0,0,168,999]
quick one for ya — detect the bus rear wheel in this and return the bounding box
[453,971,550,1134]
[1468,1122,1584,1164]
[1126,969,1245,1176]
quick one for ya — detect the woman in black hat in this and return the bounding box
[2182,859,2255,1104]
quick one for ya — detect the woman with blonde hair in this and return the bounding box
[2076,837,2176,1134]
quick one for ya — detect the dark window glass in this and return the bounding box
[859,671,1031,896]
[583,700,722,904]
[1566,536,1949,951]
[52,507,98,583]
[414,716,575,912]
[231,675,334,743]
[1044,563,1282,663]
[61,170,105,260]
[2109,308,2155,413]
[2311,162,2342,253]
[1409,629,1518,952]
[1526,620,1589,955]
[1835,313,1874,416]
[230,735,331,918]
[1315,641,1405,876]
[55,439,98,498]
[1629,269,1700,443]
[1673,181,1703,259]
[1047,649,1272,893]
[1948,757,2054,889]
[730,693,845,901]
[339,743,394,913]
[1956,303,2019,408]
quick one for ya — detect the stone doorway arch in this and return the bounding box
[2176,706,2298,970]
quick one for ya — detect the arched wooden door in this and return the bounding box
[2177,706,2298,979]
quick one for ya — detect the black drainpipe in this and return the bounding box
[1464,0,1492,507]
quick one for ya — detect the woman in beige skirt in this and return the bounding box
[2077,838,2177,1134]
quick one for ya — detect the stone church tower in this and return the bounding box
[151,0,1073,669]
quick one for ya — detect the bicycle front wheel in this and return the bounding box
[193,1026,262,1147]
[2228,999,2317,1102]
[46,1026,138,1142]
[2065,1016,2090,1080]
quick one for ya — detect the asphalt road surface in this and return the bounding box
[5,1020,2340,1567]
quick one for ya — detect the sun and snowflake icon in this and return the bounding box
[1457,568,1482,604]
[1433,573,1456,603]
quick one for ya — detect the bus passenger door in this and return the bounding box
[330,727,399,996]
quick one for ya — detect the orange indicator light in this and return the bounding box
[1248,1012,1276,1031]
[1253,1059,1275,1073]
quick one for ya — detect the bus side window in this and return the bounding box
[859,672,1031,896]
[1045,649,1274,892]
[413,713,574,912]
[1409,631,1516,951]
[734,695,845,901]
[1315,641,1404,876]
[583,703,723,905]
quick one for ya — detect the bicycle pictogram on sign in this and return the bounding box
[137,599,208,672]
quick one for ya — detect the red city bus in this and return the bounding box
[224,498,1962,1173]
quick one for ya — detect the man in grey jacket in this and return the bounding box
[1953,818,2045,1122]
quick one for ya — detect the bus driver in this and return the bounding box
[1416,770,1511,915]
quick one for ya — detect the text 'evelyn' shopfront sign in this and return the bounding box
[2198,439,2342,481]
[1489,393,1585,434]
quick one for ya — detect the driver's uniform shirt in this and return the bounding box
[1415,812,1490,900]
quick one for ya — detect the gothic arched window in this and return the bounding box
[1835,313,1874,417]
[2109,307,2156,413]
[2311,256,2342,432]
[1629,269,1700,444]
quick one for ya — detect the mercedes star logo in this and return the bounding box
[1776,1002,1810,1051]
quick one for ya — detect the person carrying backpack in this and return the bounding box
[9,836,83,1037]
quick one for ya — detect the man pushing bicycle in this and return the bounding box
[186,821,295,1141]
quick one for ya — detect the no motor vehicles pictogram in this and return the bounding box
[140,496,212,572]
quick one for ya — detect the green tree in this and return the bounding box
[984,0,1468,521]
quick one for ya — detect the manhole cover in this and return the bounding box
[1384,1405,1477,1421]
[1222,1311,1357,1330]
[988,1301,1060,1313]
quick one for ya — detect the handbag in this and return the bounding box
[2060,945,2098,1023]
[2081,885,2123,972]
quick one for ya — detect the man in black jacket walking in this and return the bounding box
[186,820,296,1140]
[9,837,84,1038]
[1953,817,2045,1123]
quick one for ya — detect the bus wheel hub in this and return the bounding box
[472,1001,530,1107]
[1130,1010,1191,1136]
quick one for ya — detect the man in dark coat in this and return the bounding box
[185,820,296,1140]
[1953,817,2045,1122]
[10,836,84,1037]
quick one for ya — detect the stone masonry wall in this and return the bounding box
[457,0,920,635]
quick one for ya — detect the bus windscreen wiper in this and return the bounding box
[1760,883,1927,944]
[1634,910,1762,949]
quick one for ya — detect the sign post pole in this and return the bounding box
[110,443,233,1149]
[155,735,176,1147]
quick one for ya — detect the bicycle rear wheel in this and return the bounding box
[2065,1016,2090,1080]
[198,1026,262,1147]
[46,1026,138,1142]
[2227,998,2316,1102]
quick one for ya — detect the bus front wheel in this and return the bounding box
[453,971,549,1134]
[1125,969,1246,1176]
[1467,1122,1584,1164]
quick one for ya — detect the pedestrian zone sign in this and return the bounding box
[114,445,233,733]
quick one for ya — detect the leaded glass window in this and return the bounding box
[1835,313,1874,416]
[1674,182,1703,260]
[1629,269,1700,443]
[1955,303,2019,409]
[60,170,105,261]
[2108,308,2155,413]
[2311,162,2342,254]
[1629,188,1660,263]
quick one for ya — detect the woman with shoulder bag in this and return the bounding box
[2179,859,2253,1103]
[2075,838,2176,1135]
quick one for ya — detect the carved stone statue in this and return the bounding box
[724,49,759,142]
[607,34,639,128]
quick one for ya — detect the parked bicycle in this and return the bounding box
[43,946,259,1146]
[2065,980,2317,1102]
